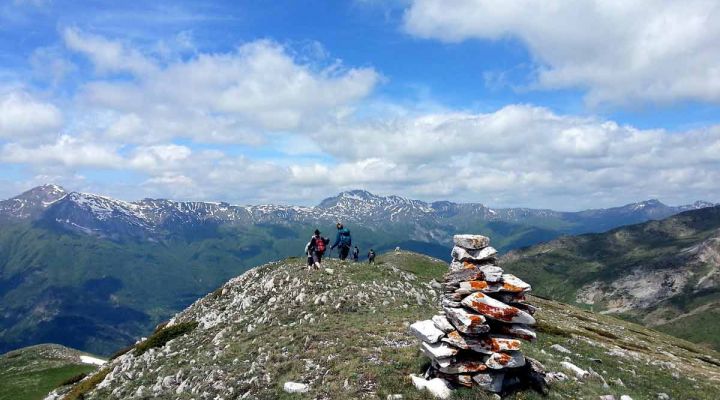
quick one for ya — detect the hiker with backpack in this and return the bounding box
[330,223,352,260]
[368,249,376,264]
[352,246,360,262]
[307,229,329,270]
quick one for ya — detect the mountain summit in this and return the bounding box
[47,252,720,399]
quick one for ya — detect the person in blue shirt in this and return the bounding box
[330,223,352,260]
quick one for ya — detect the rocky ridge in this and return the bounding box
[49,252,720,400]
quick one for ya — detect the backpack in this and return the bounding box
[314,236,326,253]
[339,228,352,246]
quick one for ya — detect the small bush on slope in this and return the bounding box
[134,321,199,356]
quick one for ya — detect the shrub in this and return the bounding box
[58,372,88,387]
[134,321,199,356]
[63,368,110,400]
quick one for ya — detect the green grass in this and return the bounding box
[0,344,100,400]
[0,364,97,400]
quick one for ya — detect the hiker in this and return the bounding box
[352,246,360,262]
[368,249,376,264]
[307,229,329,270]
[330,223,352,260]
[304,240,313,268]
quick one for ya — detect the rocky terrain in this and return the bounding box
[0,344,105,400]
[48,252,720,399]
[502,206,720,350]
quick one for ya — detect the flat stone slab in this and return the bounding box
[486,351,526,369]
[409,320,445,344]
[422,341,459,359]
[442,331,522,354]
[499,274,532,292]
[451,246,497,262]
[446,263,503,284]
[437,372,473,387]
[436,359,488,374]
[494,323,537,341]
[454,276,531,295]
[472,372,505,393]
[432,315,455,333]
[444,307,490,335]
[462,292,536,325]
[453,234,490,249]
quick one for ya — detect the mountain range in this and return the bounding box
[1,184,714,248]
[0,184,716,356]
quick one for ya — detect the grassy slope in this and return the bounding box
[502,206,720,350]
[0,344,100,400]
[76,252,720,400]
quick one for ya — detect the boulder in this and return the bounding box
[283,382,309,393]
[560,361,589,379]
[409,320,445,343]
[410,375,452,399]
[461,292,536,324]
[453,234,490,249]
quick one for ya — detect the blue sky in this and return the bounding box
[1,0,719,209]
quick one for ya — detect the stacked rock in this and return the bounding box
[409,234,537,395]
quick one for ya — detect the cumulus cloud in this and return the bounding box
[1,135,121,167]
[0,91,63,139]
[63,28,158,76]
[404,0,720,105]
[308,105,720,207]
[63,29,380,144]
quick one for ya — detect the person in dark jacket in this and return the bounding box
[307,229,328,270]
[368,249,376,264]
[330,223,352,260]
[352,246,359,262]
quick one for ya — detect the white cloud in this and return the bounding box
[63,30,380,144]
[0,135,121,167]
[0,91,62,139]
[404,0,720,105]
[63,27,157,76]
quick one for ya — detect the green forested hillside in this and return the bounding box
[0,221,447,355]
[502,206,720,350]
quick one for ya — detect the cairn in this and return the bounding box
[410,234,539,396]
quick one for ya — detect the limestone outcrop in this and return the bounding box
[410,234,540,396]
